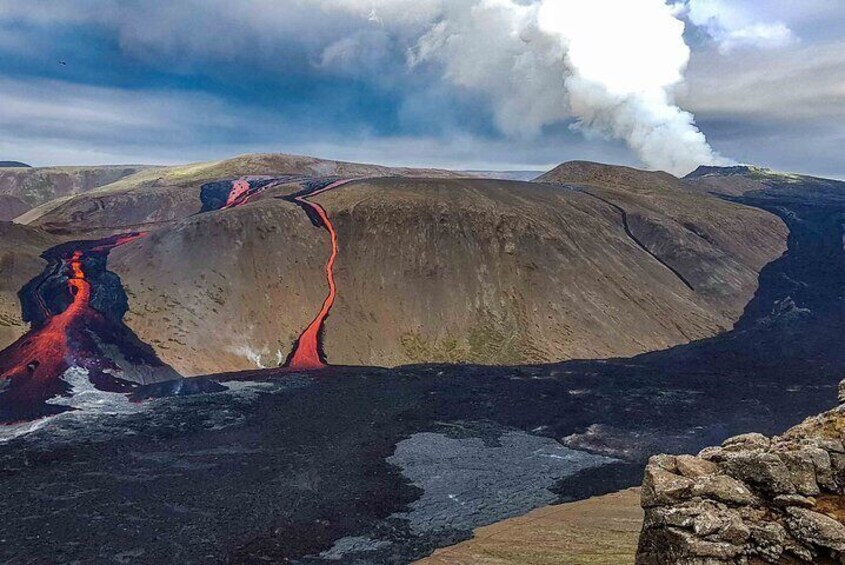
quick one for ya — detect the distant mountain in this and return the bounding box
[16,152,469,227]
[0,161,31,168]
[462,170,546,182]
[0,165,155,209]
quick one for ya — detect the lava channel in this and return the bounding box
[0,233,170,422]
[283,179,355,370]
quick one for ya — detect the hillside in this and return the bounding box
[0,158,789,375]
[101,169,786,375]
[536,161,788,321]
[0,164,153,209]
[417,488,642,565]
[17,153,469,231]
[0,222,60,348]
[0,195,31,221]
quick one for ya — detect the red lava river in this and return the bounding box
[284,179,354,370]
[0,233,148,421]
[0,176,355,423]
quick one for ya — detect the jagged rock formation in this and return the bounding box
[636,384,845,564]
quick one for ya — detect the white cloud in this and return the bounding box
[683,41,845,122]
[0,0,840,176]
[678,0,797,52]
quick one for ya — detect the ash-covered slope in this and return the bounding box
[0,158,791,374]
[101,167,786,375]
[537,161,788,320]
[0,222,60,348]
[0,165,153,211]
[18,153,469,231]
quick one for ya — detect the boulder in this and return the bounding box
[719,452,796,495]
[691,474,756,506]
[785,507,845,553]
[636,383,845,564]
[677,455,719,479]
[642,467,695,507]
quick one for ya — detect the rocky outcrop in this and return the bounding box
[637,383,845,564]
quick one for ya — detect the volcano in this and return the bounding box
[0,156,845,562]
[1,157,844,564]
[2,155,788,377]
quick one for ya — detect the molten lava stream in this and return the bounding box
[285,179,354,371]
[0,252,91,409]
[0,233,148,419]
[224,178,252,208]
[286,200,338,370]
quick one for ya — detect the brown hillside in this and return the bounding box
[101,172,786,375]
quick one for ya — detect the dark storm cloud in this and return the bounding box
[0,0,841,177]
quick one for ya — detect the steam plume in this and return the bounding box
[400,0,732,175]
[537,0,731,175]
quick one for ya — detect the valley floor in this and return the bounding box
[415,488,642,565]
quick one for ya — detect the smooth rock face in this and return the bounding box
[636,381,845,564]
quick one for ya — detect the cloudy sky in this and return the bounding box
[0,0,842,178]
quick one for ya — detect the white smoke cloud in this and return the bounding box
[537,0,729,175]
[400,0,730,175]
[2,0,795,175]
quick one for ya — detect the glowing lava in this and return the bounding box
[285,179,354,370]
[0,233,150,421]
[224,178,253,208]
[205,175,356,370]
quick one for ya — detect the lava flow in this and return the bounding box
[202,176,354,370]
[0,232,175,423]
[284,179,354,370]
[224,178,253,208]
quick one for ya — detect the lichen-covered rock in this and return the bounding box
[636,381,845,563]
[749,522,786,562]
[677,455,719,479]
[723,433,771,452]
[642,466,695,507]
[690,474,756,506]
[785,507,845,552]
[778,450,822,496]
[719,452,796,495]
